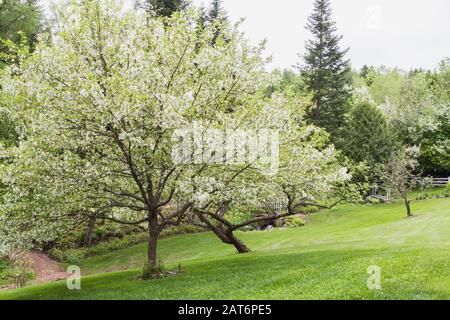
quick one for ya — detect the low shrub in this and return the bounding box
[0,259,11,283]
[415,185,450,200]
[160,225,204,238]
[302,206,320,214]
[0,253,34,288]
[0,267,33,288]
[142,258,166,280]
[47,248,66,263]
[284,216,306,228]
[367,197,381,204]
[64,249,86,265]
[48,225,204,265]
[49,226,204,263]
[50,233,147,263]
[55,221,145,250]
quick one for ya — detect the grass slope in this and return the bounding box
[1,198,449,300]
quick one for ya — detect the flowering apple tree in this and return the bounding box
[189,95,353,253]
[0,0,270,267]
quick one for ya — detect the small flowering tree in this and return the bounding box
[380,147,421,217]
[0,0,271,269]
[190,96,352,253]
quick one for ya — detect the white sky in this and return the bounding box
[41,0,450,71]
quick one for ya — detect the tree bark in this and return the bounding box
[84,215,96,247]
[313,100,321,121]
[403,196,412,217]
[226,232,251,253]
[196,212,252,254]
[147,214,159,268]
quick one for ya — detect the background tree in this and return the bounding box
[352,61,450,176]
[380,148,421,217]
[0,0,43,68]
[265,69,306,98]
[299,0,351,147]
[428,58,450,105]
[145,0,188,17]
[0,110,18,148]
[196,4,208,30]
[1,0,43,147]
[343,101,397,169]
[205,0,228,45]
[360,65,376,86]
[206,0,227,22]
[419,110,450,176]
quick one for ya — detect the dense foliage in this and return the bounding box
[145,0,188,17]
[0,0,43,67]
[343,101,397,168]
[353,61,450,175]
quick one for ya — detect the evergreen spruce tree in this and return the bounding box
[198,4,208,27]
[147,0,188,18]
[207,0,227,22]
[299,0,351,145]
[206,0,228,45]
[360,65,376,86]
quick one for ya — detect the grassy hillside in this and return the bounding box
[1,198,449,300]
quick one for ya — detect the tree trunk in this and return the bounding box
[196,212,252,254]
[403,196,412,217]
[209,224,251,253]
[226,232,251,254]
[313,103,321,121]
[147,215,159,268]
[84,215,96,247]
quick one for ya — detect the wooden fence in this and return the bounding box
[408,177,450,187]
[254,199,287,212]
[429,177,449,187]
[369,176,448,203]
[251,177,449,209]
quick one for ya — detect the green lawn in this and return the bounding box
[1,197,449,300]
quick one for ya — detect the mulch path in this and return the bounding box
[27,251,69,284]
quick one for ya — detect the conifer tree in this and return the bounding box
[207,0,227,22]
[344,102,396,167]
[299,0,351,145]
[146,0,188,17]
[206,0,228,44]
[197,4,208,31]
